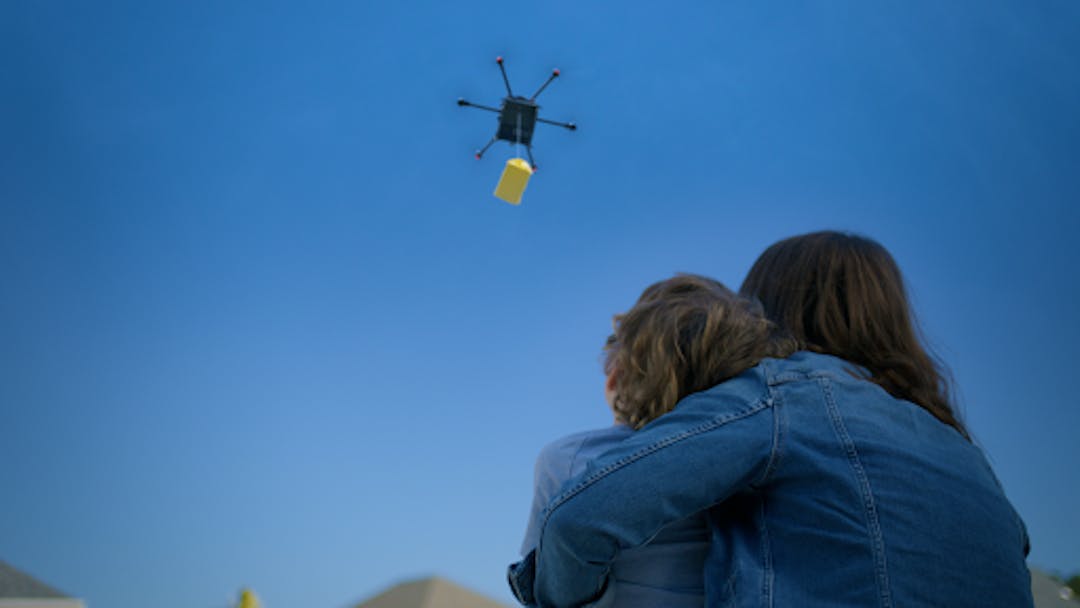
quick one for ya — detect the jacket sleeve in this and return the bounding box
[520,435,583,556]
[508,389,777,607]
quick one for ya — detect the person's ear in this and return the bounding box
[605,369,619,409]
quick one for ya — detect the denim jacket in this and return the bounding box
[508,352,1032,607]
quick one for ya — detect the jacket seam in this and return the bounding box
[766,371,806,386]
[567,434,590,482]
[819,376,893,608]
[758,497,774,608]
[757,386,784,486]
[757,385,781,608]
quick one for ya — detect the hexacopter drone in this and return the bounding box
[457,56,577,170]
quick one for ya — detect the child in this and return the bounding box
[518,274,798,607]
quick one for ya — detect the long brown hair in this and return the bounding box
[604,274,799,429]
[739,231,969,439]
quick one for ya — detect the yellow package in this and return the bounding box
[493,158,534,205]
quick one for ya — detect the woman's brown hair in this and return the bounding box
[739,231,969,440]
[604,274,799,429]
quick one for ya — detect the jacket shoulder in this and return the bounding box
[535,426,634,479]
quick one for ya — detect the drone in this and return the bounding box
[457,56,577,169]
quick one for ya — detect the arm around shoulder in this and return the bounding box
[516,388,777,607]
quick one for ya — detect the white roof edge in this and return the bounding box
[0,599,85,608]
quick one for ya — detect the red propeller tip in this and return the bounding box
[496,56,503,63]
[553,69,560,76]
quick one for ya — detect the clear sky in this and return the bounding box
[2,2,1078,607]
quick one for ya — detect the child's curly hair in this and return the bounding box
[603,274,800,429]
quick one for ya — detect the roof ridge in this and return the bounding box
[0,559,71,599]
[353,574,509,608]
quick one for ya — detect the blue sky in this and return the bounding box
[2,2,1078,607]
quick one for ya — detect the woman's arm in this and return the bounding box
[509,384,777,607]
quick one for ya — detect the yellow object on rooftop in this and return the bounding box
[238,588,261,608]
[493,158,533,205]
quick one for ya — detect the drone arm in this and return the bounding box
[536,116,577,130]
[530,69,560,101]
[458,99,502,114]
[496,56,514,96]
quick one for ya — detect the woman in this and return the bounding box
[509,231,1032,607]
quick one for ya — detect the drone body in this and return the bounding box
[457,56,576,169]
[495,97,538,146]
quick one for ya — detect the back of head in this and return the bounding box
[740,231,968,439]
[605,274,799,429]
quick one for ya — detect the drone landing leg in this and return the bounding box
[525,146,536,170]
[475,136,498,160]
